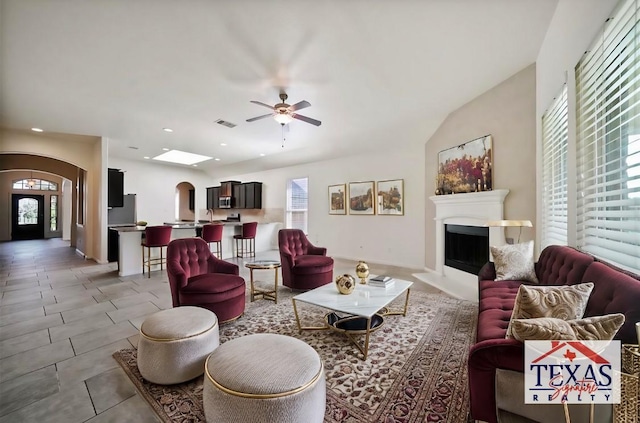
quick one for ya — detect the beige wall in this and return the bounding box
[424,64,537,270]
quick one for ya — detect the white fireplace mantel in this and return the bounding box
[429,189,509,278]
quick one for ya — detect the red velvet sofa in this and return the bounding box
[468,245,640,423]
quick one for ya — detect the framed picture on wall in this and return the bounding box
[436,134,492,194]
[348,181,375,215]
[376,179,404,215]
[328,184,347,215]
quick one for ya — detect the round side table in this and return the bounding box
[245,260,281,303]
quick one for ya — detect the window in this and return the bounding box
[50,195,58,231]
[575,0,640,272]
[286,177,308,233]
[541,85,569,248]
[12,178,58,190]
[18,198,38,225]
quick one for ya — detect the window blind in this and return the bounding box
[286,177,308,233]
[575,0,640,272]
[541,85,569,248]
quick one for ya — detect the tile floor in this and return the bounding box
[0,238,440,422]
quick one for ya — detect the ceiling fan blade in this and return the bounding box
[292,113,322,126]
[246,113,274,122]
[250,100,275,110]
[289,100,311,112]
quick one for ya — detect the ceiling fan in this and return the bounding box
[246,92,321,126]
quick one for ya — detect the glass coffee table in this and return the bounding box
[292,278,412,359]
[245,260,281,303]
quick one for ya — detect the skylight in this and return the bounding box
[152,150,212,165]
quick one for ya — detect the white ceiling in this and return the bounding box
[0,0,558,176]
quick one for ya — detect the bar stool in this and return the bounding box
[141,225,172,278]
[234,222,258,258]
[202,223,223,259]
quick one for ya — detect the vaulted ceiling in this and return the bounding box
[0,0,558,176]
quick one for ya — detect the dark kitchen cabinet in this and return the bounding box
[108,168,124,208]
[206,187,221,209]
[244,182,263,209]
[233,184,245,209]
[220,181,240,197]
[207,187,220,209]
[212,187,220,209]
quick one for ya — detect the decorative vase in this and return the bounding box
[335,274,356,295]
[355,261,370,284]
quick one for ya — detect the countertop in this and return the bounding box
[110,222,243,232]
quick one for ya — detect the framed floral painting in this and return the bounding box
[436,134,492,194]
[348,181,375,215]
[328,184,346,215]
[376,179,403,215]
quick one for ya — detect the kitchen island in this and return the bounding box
[110,221,281,277]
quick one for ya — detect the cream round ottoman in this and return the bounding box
[203,333,325,423]
[137,306,219,385]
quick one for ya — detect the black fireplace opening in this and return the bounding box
[445,224,489,275]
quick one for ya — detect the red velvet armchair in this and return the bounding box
[166,237,246,323]
[278,229,334,290]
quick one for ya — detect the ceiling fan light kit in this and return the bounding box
[246,92,321,127]
[274,112,293,125]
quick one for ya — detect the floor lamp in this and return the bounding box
[486,220,533,244]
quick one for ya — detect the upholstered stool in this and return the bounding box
[201,223,223,259]
[141,225,172,278]
[203,333,325,423]
[234,221,258,258]
[137,306,219,385]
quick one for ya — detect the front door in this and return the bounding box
[12,194,45,240]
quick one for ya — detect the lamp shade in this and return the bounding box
[486,220,533,227]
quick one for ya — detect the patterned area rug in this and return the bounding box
[113,288,477,422]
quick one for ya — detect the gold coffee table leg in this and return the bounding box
[343,316,373,360]
[249,268,256,302]
[380,288,411,316]
[274,268,278,303]
[292,299,329,333]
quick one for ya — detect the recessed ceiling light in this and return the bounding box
[192,164,198,167]
[259,153,266,157]
[214,158,221,161]
[31,128,43,132]
[163,128,173,133]
[144,156,150,159]
[152,150,212,165]
[162,148,169,151]
[220,143,227,146]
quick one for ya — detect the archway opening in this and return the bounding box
[175,182,195,222]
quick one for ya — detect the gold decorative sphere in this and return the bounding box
[355,261,370,284]
[335,274,356,295]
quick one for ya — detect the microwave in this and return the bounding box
[219,197,231,208]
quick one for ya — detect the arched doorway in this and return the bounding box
[175,182,195,222]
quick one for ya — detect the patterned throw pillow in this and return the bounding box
[490,240,538,283]
[510,314,625,341]
[505,282,594,339]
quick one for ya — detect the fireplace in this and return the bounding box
[444,224,489,275]
[429,189,509,284]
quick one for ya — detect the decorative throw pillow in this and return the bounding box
[505,282,594,339]
[490,240,538,283]
[510,314,625,341]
